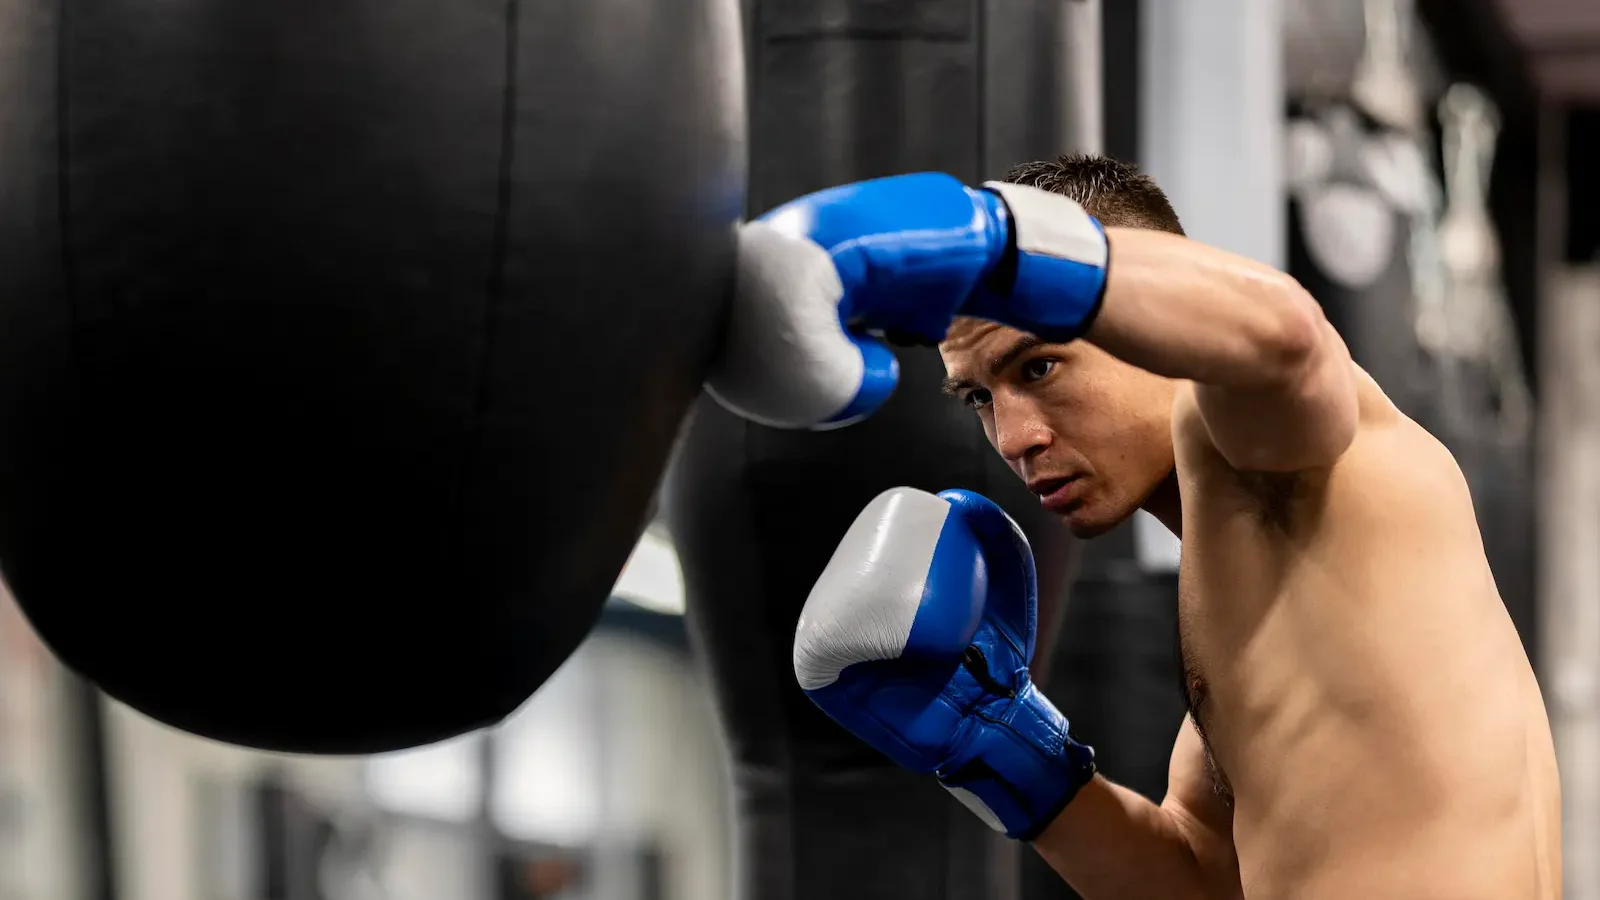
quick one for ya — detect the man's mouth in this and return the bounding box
[1027,476,1082,513]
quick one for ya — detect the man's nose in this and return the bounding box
[990,398,1052,463]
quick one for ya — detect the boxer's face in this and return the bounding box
[939,318,1176,538]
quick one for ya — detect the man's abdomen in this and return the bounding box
[1220,598,1557,899]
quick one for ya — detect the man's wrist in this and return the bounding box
[1011,718,1098,841]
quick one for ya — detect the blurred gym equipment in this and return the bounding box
[1286,0,1537,652]
[1427,84,1537,650]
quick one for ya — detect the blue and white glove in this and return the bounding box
[705,173,1110,429]
[793,487,1097,840]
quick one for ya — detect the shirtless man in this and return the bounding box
[714,156,1560,898]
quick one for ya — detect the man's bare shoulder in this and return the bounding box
[1323,370,1480,524]
[1171,367,1469,531]
[1337,366,1469,490]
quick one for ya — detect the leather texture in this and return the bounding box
[706,174,1108,430]
[0,0,744,753]
[795,488,1096,840]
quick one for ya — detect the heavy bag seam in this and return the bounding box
[448,0,522,705]
[56,0,77,335]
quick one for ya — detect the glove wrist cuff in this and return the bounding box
[938,682,1097,841]
[964,182,1109,343]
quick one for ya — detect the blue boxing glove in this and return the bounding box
[705,173,1109,429]
[793,487,1096,840]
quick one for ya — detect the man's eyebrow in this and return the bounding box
[940,334,1046,396]
[940,374,977,396]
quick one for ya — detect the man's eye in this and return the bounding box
[963,388,993,410]
[1020,358,1056,382]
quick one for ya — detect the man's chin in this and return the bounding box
[1058,502,1131,539]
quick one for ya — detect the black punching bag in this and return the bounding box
[0,0,743,752]
[665,2,1093,898]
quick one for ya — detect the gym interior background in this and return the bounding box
[2,0,1599,898]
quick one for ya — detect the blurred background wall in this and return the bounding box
[2,1,1597,899]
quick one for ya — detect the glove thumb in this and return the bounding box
[795,488,988,690]
[937,489,1039,663]
[704,221,898,430]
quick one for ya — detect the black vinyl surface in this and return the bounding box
[0,0,744,752]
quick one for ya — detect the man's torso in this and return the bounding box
[1169,371,1560,899]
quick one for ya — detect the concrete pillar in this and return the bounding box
[1140,0,1286,268]
[1135,0,1287,566]
[1540,265,1600,900]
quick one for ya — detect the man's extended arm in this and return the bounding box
[1083,228,1359,472]
[705,173,1360,449]
[1033,717,1243,900]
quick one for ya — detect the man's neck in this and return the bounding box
[1140,469,1183,538]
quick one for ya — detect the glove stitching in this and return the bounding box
[1016,694,1068,755]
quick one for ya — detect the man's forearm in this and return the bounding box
[1083,228,1326,390]
[1031,776,1219,900]
[1076,226,1358,472]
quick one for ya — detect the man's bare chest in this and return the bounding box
[1173,530,1300,802]
[1175,576,1232,797]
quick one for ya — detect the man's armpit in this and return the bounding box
[1232,469,1302,532]
[1171,383,1307,531]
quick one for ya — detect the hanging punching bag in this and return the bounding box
[1286,99,1439,411]
[1286,0,1437,414]
[664,2,1095,898]
[1428,84,1537,648]
[0,0,744,752]
[1288,0,1535,649]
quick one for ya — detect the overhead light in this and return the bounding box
[611,530,686,615]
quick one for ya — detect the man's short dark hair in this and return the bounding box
[1002,155,1184,236]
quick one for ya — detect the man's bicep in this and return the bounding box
[1191,320,1359,473]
